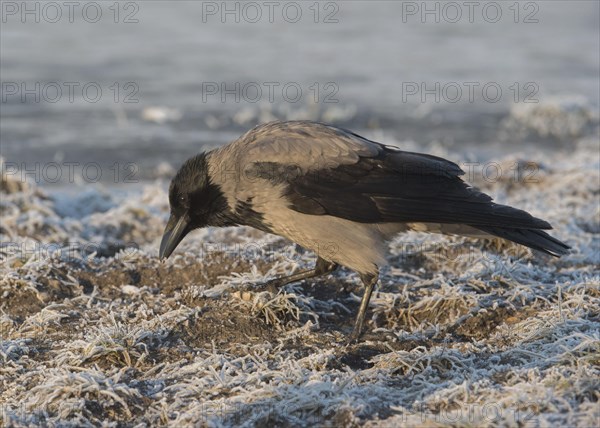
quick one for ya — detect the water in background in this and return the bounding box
[1,1,599,185]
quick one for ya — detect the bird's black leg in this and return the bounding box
[256,257,338,292]
[348,271,379,344]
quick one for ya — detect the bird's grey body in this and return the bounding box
[209,150,399,274]
[206,122,387,274]
[160,120,570,341]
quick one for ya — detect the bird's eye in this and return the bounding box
[179,195,186,204]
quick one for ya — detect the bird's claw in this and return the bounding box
[345,327,362,346]
[240,278,282,294]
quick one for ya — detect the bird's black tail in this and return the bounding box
[473,225,570,257]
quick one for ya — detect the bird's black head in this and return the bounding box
[159,153,229,259]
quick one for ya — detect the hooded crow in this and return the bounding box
[160,120,570,342]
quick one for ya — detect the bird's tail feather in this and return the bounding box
[473,225,570,257]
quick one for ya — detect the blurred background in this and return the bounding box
[1,1,599,185]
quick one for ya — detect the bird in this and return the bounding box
[159,120,570,342]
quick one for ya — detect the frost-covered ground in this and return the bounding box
[1,104,599,427]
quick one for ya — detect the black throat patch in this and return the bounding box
[233,198,273,233]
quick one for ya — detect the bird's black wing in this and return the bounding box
[271,146,552,230]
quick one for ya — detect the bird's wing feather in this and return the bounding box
[233,121,551,230]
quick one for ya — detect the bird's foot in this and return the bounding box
[345,326,362,346]
[262,278,284,293]
[240,278,283,294]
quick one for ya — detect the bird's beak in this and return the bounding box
[159,214,190,260]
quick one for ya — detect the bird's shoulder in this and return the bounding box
[228,120,381,170]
